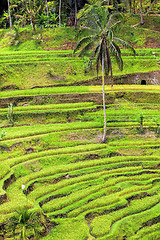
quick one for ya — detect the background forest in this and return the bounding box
[0,0,159,29]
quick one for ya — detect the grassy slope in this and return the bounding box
[0,49,159,90]
[0,87,160,240]
[0,15,159,90]
[0,14,160,240]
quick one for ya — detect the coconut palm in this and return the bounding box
[74,4,135,143]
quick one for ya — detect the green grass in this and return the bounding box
[0,30,160,238]
[91,199,160,239]
[1,85,160,99]
[42,219,89,240]
[1,121,102,140]
[0,46,159,89]
[129,222,160,240]
[0,27,76,51]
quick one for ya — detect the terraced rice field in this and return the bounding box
[0,81,160,240]
[0,48,159,90]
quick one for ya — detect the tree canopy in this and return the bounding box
[0,0,159,29]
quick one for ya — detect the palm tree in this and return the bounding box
[74,4,135,143]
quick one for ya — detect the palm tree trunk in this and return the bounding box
[22,226,25,240]
[59,0,61,27]
[140,0,144,25]
[102,52,107,143]
[7,0,12,30]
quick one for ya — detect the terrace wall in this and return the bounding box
[86,70,160,86]
[113,70,160,85]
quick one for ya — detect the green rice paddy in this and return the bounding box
[0,48,159,90]
[0,76,160,239]
[0,44,160,239]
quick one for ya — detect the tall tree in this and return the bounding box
[20,0,41,30]
[74,4,135,143]
[7,0,12,30]
[45,0,49,24]
[59,0,61,26]
[74,0,77,27]
[140,0,144,25]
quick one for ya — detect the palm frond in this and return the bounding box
[80,14,102,32]
[77,4,94,19]
[76,26,97,36]
[106,43,113,77]
[113,37,136,55]
[14,14,24,18]
[108,20,121,31]
[78,41,95,57]
[100,7,108,28]
[73,36,94,54]
[106,12,123,31]
[85,51,95,73]
[85,43,102,74]
[95,43,102,77]
[110,41,123,71]
[103,43,110,76]
[96,60,100,79]
[79,4,104,32]
[92,5,106,28]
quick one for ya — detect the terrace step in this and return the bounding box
[1,75,160,239]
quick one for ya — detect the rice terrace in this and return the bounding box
[0,0,160,239]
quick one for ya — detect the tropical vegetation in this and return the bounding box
[0,0,159,239]
[0,0,159,29]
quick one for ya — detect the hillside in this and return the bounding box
[0,14,159,90]
[0,13,160,240]
[0,85,160,240]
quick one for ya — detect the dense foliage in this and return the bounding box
[0,0,159,29]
